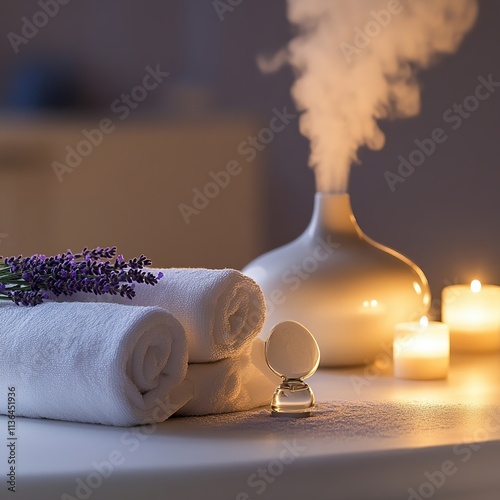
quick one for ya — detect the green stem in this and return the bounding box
[0,285,30,291]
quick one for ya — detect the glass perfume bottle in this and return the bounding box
[245,193,430,367]
[265,321,320,418]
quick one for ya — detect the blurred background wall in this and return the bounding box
[0,0,499,307]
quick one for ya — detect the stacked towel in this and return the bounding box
[177,339,279,416]
[57,268,266,363]
[0,302,191,426]
[57,268,275,416]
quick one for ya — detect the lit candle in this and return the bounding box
[442,280,500,353]
[393,317,450,380]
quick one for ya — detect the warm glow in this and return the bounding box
[471,280,482,293]
[394,318,450,379]
[370,299,378,308]
[420,316,429,328]
[413,282,422,295]
[407,335,445,356]
[442,281,500,352]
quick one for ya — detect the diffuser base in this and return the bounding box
[244,193,430,367]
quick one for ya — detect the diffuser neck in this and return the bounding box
[305,193,362,239]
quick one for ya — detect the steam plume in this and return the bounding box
[260,0,478,192]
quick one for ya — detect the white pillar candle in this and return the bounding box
[442,280,500,353]
[393,317,450,380]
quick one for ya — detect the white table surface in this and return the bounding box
[1,353,499,500]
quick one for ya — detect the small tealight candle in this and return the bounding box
[393,317,450,380]
[442,280,500,353]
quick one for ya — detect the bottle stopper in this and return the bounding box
[265,321,320,418]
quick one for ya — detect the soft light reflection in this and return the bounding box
[413,282,422,295]
[360,299,385,315]
[362,299,379,309]
[420,316,429,328]
[471,279,482,294]
[460,371,491,405]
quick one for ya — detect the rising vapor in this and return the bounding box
[259,0,479,192]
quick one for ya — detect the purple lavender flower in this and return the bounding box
[0,247,162,306]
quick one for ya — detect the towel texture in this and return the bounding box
[57,268,267,363]
[0,302,190,426]
[177,339,279,416]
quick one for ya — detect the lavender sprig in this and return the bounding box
[0,247,163,306]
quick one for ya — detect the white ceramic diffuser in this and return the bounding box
[243,193,430,367]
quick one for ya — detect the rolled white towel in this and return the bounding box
[57,268,266,363]
[0,302,191,426]
[177,339,279,416]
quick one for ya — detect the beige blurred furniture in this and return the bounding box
[0,116,267,269]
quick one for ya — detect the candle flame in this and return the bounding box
[420,316,429,328]
[471,279,482,293]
